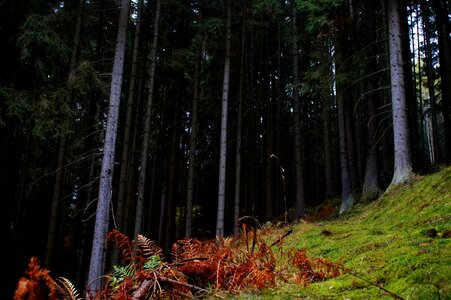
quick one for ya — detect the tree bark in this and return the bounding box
[117,0,144,233]
[432,0,451,161]
[216,0,231,238]
[134,0,161,239]
[185,43,202,237]
[291,6,306,218]
[86,0,130,296]
[234,14,246,236]
[362,85,380,200]
[387,0,412,186]
[420,0,440,164]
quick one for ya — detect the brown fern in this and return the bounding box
[55,277,82,300]
[108,229,135,265]
[289,249,345,286]
[13,257,59,300]
[137,234,162,259]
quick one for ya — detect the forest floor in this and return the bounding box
[12,167,450,299]
[230,166,451,299]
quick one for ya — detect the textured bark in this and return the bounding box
[432,0,451,161]
[291,6,306,218]
[388,0,412,186]
[421,1,440,164]
[216,0,231,237]
[362,87,380,200]
[86,0,130,296]
[163,102,181,249]
[185,45,201,237]
[234,17,246,236]
[117,0,143,233]
[337,86,354,214]
[134,0,161,238]
[323,97,334,197]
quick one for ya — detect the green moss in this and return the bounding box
[232,166,451,299]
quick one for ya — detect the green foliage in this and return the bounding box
[252,0,284,19]
[194,17,224,45]
[143,255,162,271]
[5,89,34,120]
[17,14,69,80]
[5,87,73,139]
[296,0,343,33]
[68,61,108,97]
[109,264,135,290]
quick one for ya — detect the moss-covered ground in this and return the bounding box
[233,166,451,299]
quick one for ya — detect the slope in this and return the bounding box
[241,166,451,299]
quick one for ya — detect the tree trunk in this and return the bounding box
[337,84,354,213]
[421,0,440,164]
[216,0,231,238]
[291,6,306,218]
[432,0,451,161]
[323,96,334,197]
[185,43,202,237]
[117,0,143,233]
[86,0,130,296]
[134,0,161,239]
[362,84,380,200]
[234,14,246,236]
[387,0,412,186]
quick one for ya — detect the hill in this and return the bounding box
[239,166,451,299]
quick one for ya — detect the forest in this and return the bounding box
[0,0,450,298]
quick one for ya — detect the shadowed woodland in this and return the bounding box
[0,0,450,298]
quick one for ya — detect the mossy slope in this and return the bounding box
[241,166,451,299]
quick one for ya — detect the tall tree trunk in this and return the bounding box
[46,0,84,267]
[337,85,354,213]
[216,0,231,238]
[117,0,144,233]
[234,14,246,236]
[134,0,161,238]
[362,82,381,200]
[388,0,412,186]
[291,6,306,218]
[86,0,130,296]
[185,44,202,237]
[163,101,181,249]
[432,0,451,161]
[323,96,334,197]
[421,0,440,164]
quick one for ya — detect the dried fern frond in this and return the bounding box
[171,242,184,264]
[137,234,162,258]
[179,238,201,260]
[13,257,59,300]
[108,229,134,264]
[56,277,82,300]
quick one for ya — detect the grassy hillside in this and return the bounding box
[238,166,451,299]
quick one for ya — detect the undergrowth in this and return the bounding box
[13,167,451,299]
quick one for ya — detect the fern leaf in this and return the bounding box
[137,234,162,258]
[171,242,183,264]
[56,277,82,300]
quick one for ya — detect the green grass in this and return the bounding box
[235,166,451,299]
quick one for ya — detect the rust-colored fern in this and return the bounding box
[107,229,135,265]
[13,257,59,300]
[289,249,345,286]
[137,234,162,259]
